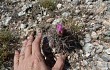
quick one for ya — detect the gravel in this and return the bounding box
[0,0,110,70]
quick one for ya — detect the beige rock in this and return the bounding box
[46,18,54,23]
[96,3,107,14]
[102,18,110,26]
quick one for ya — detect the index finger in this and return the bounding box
[32,33,42,56]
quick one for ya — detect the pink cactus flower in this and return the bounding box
[56,23,63,36]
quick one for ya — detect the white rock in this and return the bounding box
[105,48,110,55]
[86,0,93,2]
[85,33,91,38]
[37,16,42,22]
[20,24,26,29]
[46,18,54,23]
[57,3,62,9]
[2,17,11,26]
[18,11,25,16]
[62,12,70,18]
[96,45,103,53]
[81,60,88,66]
[85,52,90,57]
[72,0,80,5]
[75,10,80,14]
[85,33,91,42]
[67,0,72,2]
[43,11,47,16]
[11,0,18,2]
[91,31,98,39]
[83,43,94,53]
[52,18,63,25]
[22,4,32,11]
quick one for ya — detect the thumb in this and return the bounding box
[52,55,66,70]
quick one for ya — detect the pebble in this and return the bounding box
[52,18,63,25]
[11,0,20,3]
[91,48,95,56]
[91,31,98,39]
[62,12,70,18]
[105,48,110,55]
[20,24,27,29]
[18,11,26,16]
[81,60,88,66]
[67,0,72,2]
[96,61,108,70]
[22,4,32,11]
[101,53,110,62]
[2,17,11,26]
[57,3,62,9]
[104,31,110,36]
[96,45,103,53]
[108,62,110,69]
[75,9,80,14]
[83,43,94,54]
[72,0,80,5]
[84,33,91,42]
[46,18,54,23]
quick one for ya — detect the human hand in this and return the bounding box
[14,33,65,70]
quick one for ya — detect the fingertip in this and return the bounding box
[52,54,66,70]
[38,33,42,38]
[15,50,19,55]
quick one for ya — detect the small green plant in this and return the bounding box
[0,30,12,44]
[0,29,18,69]
[64,19,84,35]
[39,0,56,11]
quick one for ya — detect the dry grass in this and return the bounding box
[0,29,19,69]
[39,0,56,11]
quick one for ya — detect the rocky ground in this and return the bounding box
[0,0,110,70]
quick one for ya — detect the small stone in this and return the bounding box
[103,18,110,26]
[37,16,42,22]
[104,31,110,36]
[67,0,72,2]
[18,11,26,16]
[62,12,70,18]
[22,4,32,11]
[101,53,110,62]
[83,43,93,52]
[85,33,91,38]
[68,56,71,59]
[96,3,107,14]
[46,18,54,23]
[52,18,63,25]
[57,3,62,9]
[108,62,110,69]
[2,17,11,26]
[72,0,80,5]
[96,45,103,53]
[96,61,108,70]
[91,31,98,39]
[85,52,90,57]
[81,60,88,66]
[43,11,47,16]
[20,24,26,29]
[11,0,20,3]
[84,34,91,42]
[85,0,94,4]
[91,48,95,56]
[75,10,80,14]
[84,37,91,43]
[83,43,94,53]
[80,40,85,46]
[105,48,110,55]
